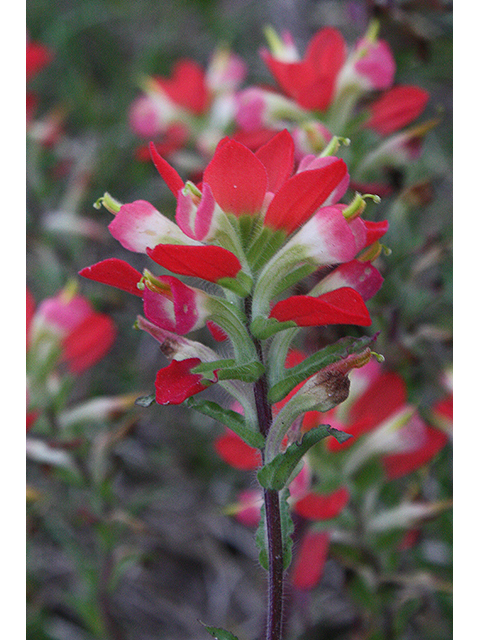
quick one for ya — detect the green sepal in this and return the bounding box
[268,335,376,403]
[258,425,346,491]
[217,271,252,297]
[134,394,156,408]
[200,622,240,640]
[246,226,286,272]
[191,359,236,375]
[185,398,265,449]
[250,315,297,340]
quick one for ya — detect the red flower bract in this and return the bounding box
[270,287,371,327]
[146,244,242,283]
[203,139,268,216]
[155,358,217,405]
[79,258,144,297]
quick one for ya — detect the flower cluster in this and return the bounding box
[130,46,247,172]
[81,129,387,414]
[27,284,117,430]
[129,22,432,197]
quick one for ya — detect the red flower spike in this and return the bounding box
[62,313,117,374]
[264,160,348,235]
[365,85,430,136]
[214,429,262,470]
[255,129,294,193]
[269,287,371,327]
[382,426,448,480]
[149,142,185,195]
[26,40,54,82]
[290,531,330,591]
[203,139,268,217]
[146,244,242,283]
[79,258,143,297]
[294,487,350,520]
[155,358,217,405]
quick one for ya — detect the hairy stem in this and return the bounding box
[246,295,284,640]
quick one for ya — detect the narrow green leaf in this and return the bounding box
[250,316,297,340]
[217,360,265,383]
[134,394,156,408]
[257,425,333,491]
[328,426,354,444]
[217,271,252,297]
[268,335,376,403]
[186,398,265,449]
[200,622,240,640]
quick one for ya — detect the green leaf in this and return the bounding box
[134,393,156,408]
[186,398,265,449]
[200,622,240,640]
[258,425,338,490]
[250,315,297,340]
[268,335,376,403]
[218,271,253,297]
[255,503,268,570]
[217,360,265,383]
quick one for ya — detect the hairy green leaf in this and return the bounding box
[186,398,265,449]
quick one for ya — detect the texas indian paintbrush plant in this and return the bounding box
[79,128,388,640]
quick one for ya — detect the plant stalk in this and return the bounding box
[249,309,284,640]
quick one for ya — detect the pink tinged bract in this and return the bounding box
[353,39,395,90]
[269,287,372,327]
[108,200,192,253]
[314,260,384,301]
[288,205,357,265]
[176,182,218,241]
[290,531,330,591]
[129,95,164,138]
[202,139,268,216]
[149,141,185,195]
[146,244,242,283]
[143,276,210,335]
[264,159,349,235]
[35,294,93,336]
[365,85,430,136]
[79,258,143,297]
[254,129,294,193]
[297,155,350,206]
[155,357,217,405]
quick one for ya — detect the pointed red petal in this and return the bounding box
[290,531,330,590]
[157,59,209,115]
[363,219,389,246]
[365,85,430,136]
[155,358,216,405]
[207,321,228,342]
[149,141,185,195]
[62,313,117,374]
[255,129,294,193]
[79,258,143,297]
[382,426,448,480]
[203,139,268,216]
[269,287,371,327]
[264,159,348,234]
[146,244,242,283]
[305,27,346,79]
[214,429,262,470]
[294,487,350,520]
